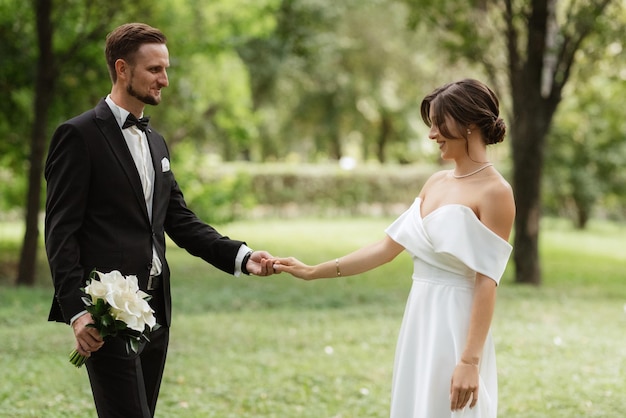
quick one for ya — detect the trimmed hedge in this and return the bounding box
[173,162,436,222]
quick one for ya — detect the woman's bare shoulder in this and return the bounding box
[478,174,515,239]
[485,172,514,202]
[418,169,451,197]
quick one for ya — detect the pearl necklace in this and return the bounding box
[452,163,493,179]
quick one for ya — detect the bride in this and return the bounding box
[274,79,515,417]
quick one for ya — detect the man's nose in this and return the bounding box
[159,71,169,87]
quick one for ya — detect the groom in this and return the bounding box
[45,22,275,417]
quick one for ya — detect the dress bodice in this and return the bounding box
[386,198,512,285]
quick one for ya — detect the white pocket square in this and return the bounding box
[161,157,170,172]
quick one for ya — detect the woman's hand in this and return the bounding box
[449,361,479,411]
[272,257,315,280]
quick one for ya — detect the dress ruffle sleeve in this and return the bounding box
[424,205,512,284]
[385,198,422,252]
[386,198,512,285]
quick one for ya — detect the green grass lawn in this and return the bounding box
[0,217,625,417]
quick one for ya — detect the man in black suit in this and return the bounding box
[45,22,276,417]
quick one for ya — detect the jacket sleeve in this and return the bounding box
[44,122,91,323]
[162,173,244,274]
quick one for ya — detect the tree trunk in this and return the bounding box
[576,206,589,230]
[510,110,546,285]
[376,113,392,163]
[325,93,341,160]
[509,75,560,285]
[16,0,55,285]
[507,0,554,286]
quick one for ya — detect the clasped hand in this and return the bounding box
[242,251,274,276]
[246,253,313,280]
[246,251,300,277]
[271,256,313,280]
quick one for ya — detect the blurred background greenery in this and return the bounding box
[1,2,625,282]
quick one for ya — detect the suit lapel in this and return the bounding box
[147,129,164,223]
[94,99,151,225]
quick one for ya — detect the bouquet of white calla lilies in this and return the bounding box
[85,271,156,332]
[69,270,160,368]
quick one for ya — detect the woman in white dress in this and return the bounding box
[274,79,516,417]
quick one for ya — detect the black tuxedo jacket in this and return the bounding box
[45,99,243,327]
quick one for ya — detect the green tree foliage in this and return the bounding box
[2,0,624,285]
[0,2,35,212]
[11,0,150,285]
[143,0,279,160]
[545,40,626,227]
[237,0,458,163]
[403,0,623,285]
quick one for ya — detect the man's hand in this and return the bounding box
[71,313,104,358]
[246,250,278,276]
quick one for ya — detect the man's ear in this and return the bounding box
[115,59,128,81]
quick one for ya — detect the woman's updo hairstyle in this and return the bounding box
[420,79,506,145]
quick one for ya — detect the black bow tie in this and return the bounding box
[123,114,150,132]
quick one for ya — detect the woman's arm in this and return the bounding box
[449,273,496,410]
[450,180,515,411]
[273,236,404,280]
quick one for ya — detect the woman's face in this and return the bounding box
[428,110,466,160]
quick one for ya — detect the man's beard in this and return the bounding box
[127,77,160,106]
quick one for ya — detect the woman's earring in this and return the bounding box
[467,128,472,136]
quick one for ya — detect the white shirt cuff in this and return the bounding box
[234,245,253,277]
[69,310,88,325]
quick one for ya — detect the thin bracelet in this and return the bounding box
[335,258,342,277]
[460,358,479,367]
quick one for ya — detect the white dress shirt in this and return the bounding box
[106,95,163,277]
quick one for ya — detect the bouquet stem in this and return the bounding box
[69,349,87,368]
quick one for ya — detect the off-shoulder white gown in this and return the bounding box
[385,198,512,418]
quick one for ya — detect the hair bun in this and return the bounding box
[486,117,506,145]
